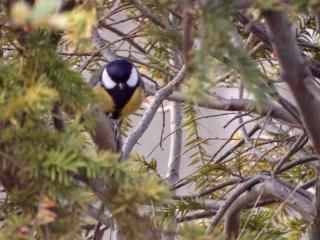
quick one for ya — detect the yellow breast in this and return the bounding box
[94,84,144,119]
[121,86,144,118]
[94,84,115,114]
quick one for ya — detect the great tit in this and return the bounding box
[90,59,145,119]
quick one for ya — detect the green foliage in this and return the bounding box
[183,105,211,167]
[22,31,94,112]
[241,208,308,240]
[0,14,169,240]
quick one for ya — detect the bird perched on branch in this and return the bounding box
[90,59,145,119]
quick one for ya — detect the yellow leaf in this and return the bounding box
[64,6,97,42]
[3,83,57,118]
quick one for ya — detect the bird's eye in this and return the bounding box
[101,69,116,89]
[127,67,139,87]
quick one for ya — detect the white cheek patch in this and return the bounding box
[127,67,139,87]
[101,68,116,89]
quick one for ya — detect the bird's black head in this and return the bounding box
[101,59,139,90]
[106,59,133,83]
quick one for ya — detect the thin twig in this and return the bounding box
[121,65,186,160]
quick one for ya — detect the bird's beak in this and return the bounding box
[119,83,124,90]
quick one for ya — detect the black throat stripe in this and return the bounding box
[101,83,136,118]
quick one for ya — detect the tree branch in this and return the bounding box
[98,22,147,55]
[308,178,320,240]
[129,0,167,29]
[145,88,298,126]
[223,182,264,239]
[264,10,320,154]
[121,65,186,160]
[207,176,262,234]
[91,28,118,62]
[273,134,308,175]
[261,178,316,222]
[176,210,216,223]
[223,177,316,239]
[236,12,320,79]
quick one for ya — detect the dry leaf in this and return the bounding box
[34,196,58,225]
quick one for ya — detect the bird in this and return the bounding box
[90,59,145,119]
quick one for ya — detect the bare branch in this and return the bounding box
[121,65,186,160]
[273,134,308,174]
[261,178,316,222]
[264,10,320,154]
[224,182,263,239]
[308,178,320,240]
[144,84,298,126]
[279,155,319,173]
[237,12,320,79]
[224,177,316,239]
[207,176,262,233]
[176,211,216,223]
[129,0,167,29]
[91,28,118,62]
[166,102,182,185]
[98,22,147,55]
[174,177,249,200]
